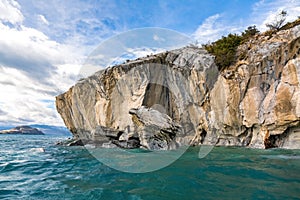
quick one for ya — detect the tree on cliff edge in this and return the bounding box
[266,10,287,31]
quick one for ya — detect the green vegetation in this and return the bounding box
[241,26,260,41]
[204,34,242,71]
[203,14,300,71]
[279,18,300,31]
[204,26,259,71]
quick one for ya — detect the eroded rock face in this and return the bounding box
[129,106,180,150]
[56,47,218,150]
[56,25,300,149]
[204,26,300,149]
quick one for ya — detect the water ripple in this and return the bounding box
[0,135,300,199]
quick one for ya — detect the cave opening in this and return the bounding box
[142,83,177,119]
[264,129,289,149]
[200,130,207,144]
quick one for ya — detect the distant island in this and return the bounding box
[0,126,45,135]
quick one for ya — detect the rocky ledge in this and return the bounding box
[0,126,45,135]
[56,25,300,150]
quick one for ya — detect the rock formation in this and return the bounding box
[129,106,180,150]
[0,126,44,135]
[56,25,300,150]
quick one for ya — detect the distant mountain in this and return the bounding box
[30,124,72,136]
[0,124,72,136]
[0,126,44,135]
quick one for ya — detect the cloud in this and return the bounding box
[0,95,63,126]
[193,14,240,44]
[108,47,166,66]
[0,0,84,126]
[0,64,79,126]
[0,24,61,78]
[251,0,300,31]
[193,0,300,44]
[0,108,7,115]
[0,0,23,24]
[20,0,120,49]
[37,14,49,25]
[0,1,85,80]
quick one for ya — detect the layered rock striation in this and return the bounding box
[56,25,300,149]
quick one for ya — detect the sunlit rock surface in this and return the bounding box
[56,25,300,149]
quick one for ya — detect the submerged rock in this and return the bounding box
[0,126,44,135]
[56,25,300,149]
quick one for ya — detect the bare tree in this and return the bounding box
[266,10,287,30]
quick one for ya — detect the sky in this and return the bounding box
[0,0,300,126]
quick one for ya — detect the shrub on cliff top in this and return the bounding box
[204,34,242,71]
[241,26,260,41]
[205,16,300,71]
[204,26,259,71]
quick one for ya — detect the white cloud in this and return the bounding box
[108,47,166,66]
[251,0,300,31]
[0,24,62,76]
[22,0,119,51]
[126,47,166,59]
[193,14,237,44]
[38,14,49,25]
[0,0,85,126]
[0,0,23,24]
[193,0,300,44]
[0,61,83,126]
[0,66,63,126]
[0,61,81,126]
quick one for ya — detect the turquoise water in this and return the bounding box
[0,134,300,200]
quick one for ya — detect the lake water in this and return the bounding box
[0,134,299,200]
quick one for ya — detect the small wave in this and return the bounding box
[29,148,45,153]
[261,155,300,159]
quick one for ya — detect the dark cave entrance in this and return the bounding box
[142,83,178,119]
